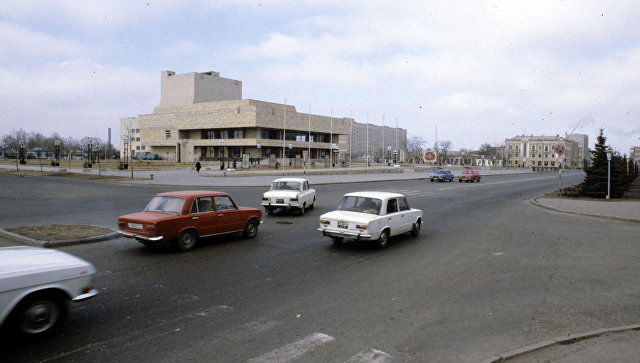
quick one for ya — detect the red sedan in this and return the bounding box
[117,191,262,251]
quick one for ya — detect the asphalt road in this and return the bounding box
[2,171,639,362]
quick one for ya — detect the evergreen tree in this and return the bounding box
[579,129,609,198]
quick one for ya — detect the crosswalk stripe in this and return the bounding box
[345,348,393,363]
[249,332,335,362]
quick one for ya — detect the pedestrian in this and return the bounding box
[195,161,201,174]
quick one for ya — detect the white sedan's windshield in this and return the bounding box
[271,181,301,191]
[144,196,185,215]
[337,196,381,215]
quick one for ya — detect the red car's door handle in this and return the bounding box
[192,217,199,220]
[218,214,224,217]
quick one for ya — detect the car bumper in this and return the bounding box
[317,228,374,240]
[118,231,164,242]
[72,288,99,302]
[261,201,301,208]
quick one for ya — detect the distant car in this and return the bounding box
[117,190,262,251]
[0,246,98,339]
[317,191,422,248]
[429,169,454,182]
[261,178,316,215]
[458,170,481,183]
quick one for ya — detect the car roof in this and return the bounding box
[272,178,308,183]
[155,190,228,198]
[343,191,405,199]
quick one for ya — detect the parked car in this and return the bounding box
[429,169,455,182]
[317,191,422,248]
[458,170,481,182]
[261,178,316,215]
[117,190,262,251]
[0,246,98,339]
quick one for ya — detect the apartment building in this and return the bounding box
[505,135,580,170]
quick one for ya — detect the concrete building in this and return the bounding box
[121,71,353,165]
[505,135,580,170]
[351,122,407,163]
[631,146,640,166]
[120,70,407,166]
[565,133,589,168]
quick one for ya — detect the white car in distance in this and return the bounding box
[0,246,98,339]
[261,178,316,215]
[318,191,423,248]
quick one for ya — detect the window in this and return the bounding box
[165,130,171,139]
[142,146,146,150]
[214,195,236,211]
[136,146,140,150]
[136,137,140,142]
[191,197,213,213]
[262,129,279,140]
[386,199,398,214]
[398,197,410,211]
[544,145,549,152]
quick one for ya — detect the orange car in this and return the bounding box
[117,190,262,251]
[458,170,481,183]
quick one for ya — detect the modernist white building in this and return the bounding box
[120,70,407,165]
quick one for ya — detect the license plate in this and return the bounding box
[338,221,348,228]
[276,199,284,204]
[128,223,143,229]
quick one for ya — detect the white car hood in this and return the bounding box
[320,210,380,224]
[0,246,96,291]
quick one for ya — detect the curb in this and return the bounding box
[530,197,640,224]
[481,324,640,362]
[0,226,119,248]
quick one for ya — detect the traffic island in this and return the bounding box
[0,224,118,247]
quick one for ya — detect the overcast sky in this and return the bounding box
[1,1,639,153]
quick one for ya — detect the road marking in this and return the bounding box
[249,332,335,362]
[345,348,393,363]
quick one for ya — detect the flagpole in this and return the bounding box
[330,106,333,170]
[283,99,286,171]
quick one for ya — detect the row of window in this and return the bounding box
[507,153,558,159]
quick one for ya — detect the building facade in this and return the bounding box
[121,70,407,165]
[564,133,589,168]
[121,71,354,164]
[350,122,407,163]
[505,135,580,170]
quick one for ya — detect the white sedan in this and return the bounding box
[0,246,98,338]
[261,178,316,215]
[318,191,423,248]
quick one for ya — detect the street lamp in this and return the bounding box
[54,139,60,166]
[606,149,613,200]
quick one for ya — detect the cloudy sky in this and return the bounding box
[1,0,639,153]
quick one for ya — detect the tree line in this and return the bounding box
[1,129,118,159]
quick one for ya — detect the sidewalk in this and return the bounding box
[0,164,534,187]
[532,197,640,223]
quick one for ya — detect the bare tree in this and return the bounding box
[437,140,452,165]
[407,136,426,163]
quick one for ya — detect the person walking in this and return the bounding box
[195,161,201,174]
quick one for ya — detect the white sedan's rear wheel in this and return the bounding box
[377,230,389,249]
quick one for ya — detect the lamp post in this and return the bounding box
[19,140,26,165]
[35,147,42,172]
[606,149,612,200]
[54,139,60,166]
